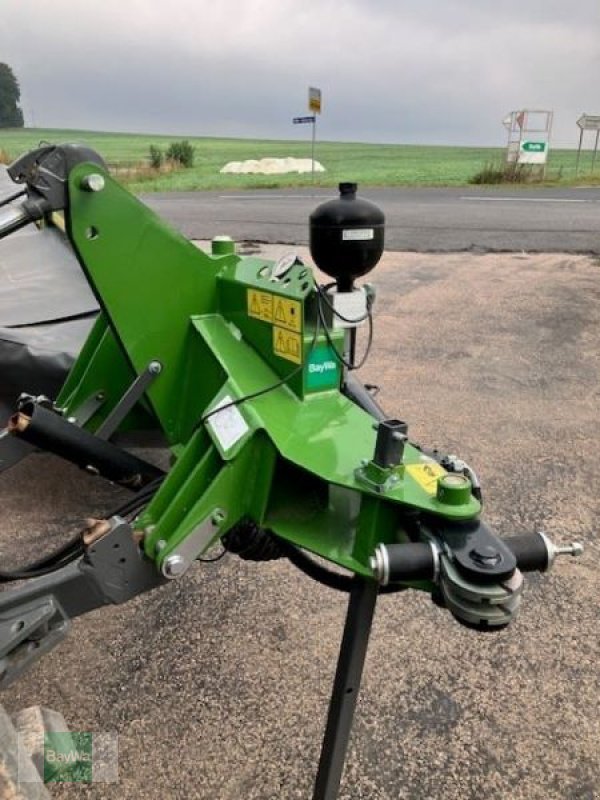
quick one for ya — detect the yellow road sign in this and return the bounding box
[309,87,322,114]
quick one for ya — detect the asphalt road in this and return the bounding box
[141,186,600,254]
[2,167,599,253]
[1,247,599,800]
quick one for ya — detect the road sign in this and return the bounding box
[576,114,600,175]
[519,140,548,165]
[309,87,322,114]
[503,110,553,172]
[577,114,600,131]
[293,116,316,124]
[522,141,546,152]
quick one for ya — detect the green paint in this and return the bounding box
[61,163,480,582]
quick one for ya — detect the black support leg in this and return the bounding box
[313,577,378,800]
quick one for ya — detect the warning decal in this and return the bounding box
[273,297,301,332]
[273,326,302,364]
[247,290,273,323]
[247,289,301,332]
[406,462,446,495]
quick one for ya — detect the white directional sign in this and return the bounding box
[577,114,600,131]
[519,140,548,165]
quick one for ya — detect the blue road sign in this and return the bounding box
[293,116,316,124]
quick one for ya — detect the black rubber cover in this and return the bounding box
[504,533,549,572]
[11,401,163,489]
[385,542,436,583]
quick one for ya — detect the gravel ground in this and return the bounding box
[1,247,599,800]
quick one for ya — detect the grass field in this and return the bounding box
[1,127,598,192]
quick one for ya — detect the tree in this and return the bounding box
[0,63,24,128]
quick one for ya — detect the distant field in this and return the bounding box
[0,127,597,191]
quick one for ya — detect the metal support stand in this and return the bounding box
[311,116,317,187]
[313,577,378,800]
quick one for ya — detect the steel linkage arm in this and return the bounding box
[0,516,165,688]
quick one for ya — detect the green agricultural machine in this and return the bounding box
[0,145,583,798]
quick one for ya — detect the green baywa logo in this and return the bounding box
[308,359,336,374]
[44,732,93,783]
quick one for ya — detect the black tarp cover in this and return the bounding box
[0,168,97,417]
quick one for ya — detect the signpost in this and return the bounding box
[309,87,322,114]
[576,114,600,175]
[519,140,547,165]
[503,110,553,175]
[292,87,322,185]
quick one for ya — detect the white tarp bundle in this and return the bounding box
[220,157,325,175]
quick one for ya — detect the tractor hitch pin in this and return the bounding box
[538,531,583,569]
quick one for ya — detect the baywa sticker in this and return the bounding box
[306,346,340,390]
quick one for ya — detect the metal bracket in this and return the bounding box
[68,392,106,426]
[83,516,167,603]
[354,461,402,494]
[0,597,70,688]
[160,509,226,579]
[0,517,165,688]
[95,360,162,440]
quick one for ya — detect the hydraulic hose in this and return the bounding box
[8,401,164,489]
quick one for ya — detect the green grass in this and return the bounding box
[1,127,599,192]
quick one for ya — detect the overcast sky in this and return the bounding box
[1,0,599,147]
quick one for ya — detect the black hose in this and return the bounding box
[10,402,164,490]
[0,477,164,583]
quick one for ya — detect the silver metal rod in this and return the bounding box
[576,128,584,176]
[0,204,31,240]
[0,188,26,209]
[312,116,316,186]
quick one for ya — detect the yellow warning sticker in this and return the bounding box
[273,297,302,332]
[247,290,273,323]
[273,326,302,364]
[406,462,446,495]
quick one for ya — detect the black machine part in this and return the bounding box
[0,516,165,688]
[434,518,517,584]
[309,183,385,292]
[371,530,583,586]
[0,144,106,240]
[373,418,408,468]
[7,399,163,489]
[370,526,582,631]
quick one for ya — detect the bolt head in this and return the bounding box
[162,554,186,579]
[211,510,226,526]
[81,173,105,192]
[469,545,502,567]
